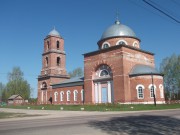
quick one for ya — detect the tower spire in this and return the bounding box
[115,11,120,24]
[116,11,119,21]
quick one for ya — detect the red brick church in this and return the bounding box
[37,19,165,104]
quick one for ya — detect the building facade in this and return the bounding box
[37,19,165,104]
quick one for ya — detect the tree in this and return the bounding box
[68,67,84,78]
[160,54,180,100]
[2,67,31,101]
[8,67,23,81]
[0,82,5,99]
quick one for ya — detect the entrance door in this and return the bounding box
[101,87,107,103]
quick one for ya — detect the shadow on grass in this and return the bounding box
[88,115,180,135]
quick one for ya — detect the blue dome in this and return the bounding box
[130,64,161,76]
[48,28,61,37]
[100,20,136,40]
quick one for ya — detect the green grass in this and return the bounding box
[1,103,180,111]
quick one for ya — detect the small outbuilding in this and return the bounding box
[8,95,24,105]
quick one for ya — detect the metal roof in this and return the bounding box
[48,28,61,37]
[51,76,84,88]
[129,64,162,77]
[100,20,137,41]
[8,95,23,100]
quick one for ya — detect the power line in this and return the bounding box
[143,0,180,24]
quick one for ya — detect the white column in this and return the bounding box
[160,88,164,98]
[98,82,101,103]
[41,91,43,103]
[94,83,98,103]
[107,81,111,103]
[46,90,47,103]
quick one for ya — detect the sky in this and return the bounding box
[0,0,180,98]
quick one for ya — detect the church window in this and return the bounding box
[137,86,144,99]
[67,90,71,101]
[57,41,60,49]
[119,41,126,45]
[54,92,58,102]
[149,84,156,98]
[45,57,48,67]
[73,90,78,101]
[133,41,139,48]
[102,42,110,49]
[47,41,50,50]
[41,82,47,89]
[102,44,109,49]
[57,57,60,66]
[136,84,144,99]
[100,69,109,77]
[60,91,64,101]
[116,40,127,45]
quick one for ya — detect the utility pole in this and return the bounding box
[151,72,156,106]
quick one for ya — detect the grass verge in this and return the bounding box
[1,104,180,111]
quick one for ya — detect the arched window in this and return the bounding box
[81,89,84,102]
[100,69,109,77]
[136,84,144,99]
[57,57,60,66]
[119,41,126,45]
[102,42,110,49]
[149,84,156,98]
[41,82,47,89]
[95,65,112,79]
[60,91,64,101]
[73,90,78,101]
[133,41,139,48]
[116,40,127,45]
[54,92,58,102]
[57,41,60,49]
[138,86,144,99]
[66,90,71,101]
[102,44,109,49]
[45,57,48,67]
[47,41,50,50]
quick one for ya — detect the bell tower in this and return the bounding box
[38,28,70,104]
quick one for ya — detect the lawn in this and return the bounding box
[1,103,180,111]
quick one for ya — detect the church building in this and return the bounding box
[37,19,165,104]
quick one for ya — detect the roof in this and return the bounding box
[52,76,84,88]
[99,20,137,42]
[48,28,61,37]
[83,44,154,57]
[129,64,163,77]
[8,95,23,100]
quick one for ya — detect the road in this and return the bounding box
[0,109,180,135]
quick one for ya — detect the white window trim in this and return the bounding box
[99,69,109,77]
[133,41,139,47]
[60,91,64,101]
[81,89,84,102]
[136,84,144,99]
[159,84,164,98]
[102,42,110,49]
[116,40,127,45]
[73,90,78,101]
[66,90,71,101]
[54,92,58,102]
